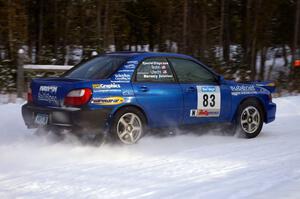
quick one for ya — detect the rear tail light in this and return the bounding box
[27,88,33,103]
[64,88,92,106]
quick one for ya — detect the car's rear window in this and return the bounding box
[63,55,129,80]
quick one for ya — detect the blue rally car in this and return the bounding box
[22,52,276,144]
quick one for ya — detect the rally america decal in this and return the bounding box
[91,96,124,105]
[190,86,221,117]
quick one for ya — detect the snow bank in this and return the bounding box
[0,96,300,199]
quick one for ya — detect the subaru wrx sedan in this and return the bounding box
[22,52,276,144]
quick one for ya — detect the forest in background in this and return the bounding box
[0,0,300,94]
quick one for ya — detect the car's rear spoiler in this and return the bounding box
[250,81,276,93]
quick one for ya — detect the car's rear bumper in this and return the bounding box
[265,102,276,123]
[22,103,112,131]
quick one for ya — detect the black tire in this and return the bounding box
[235,99,264,138]
[110,107,147,144]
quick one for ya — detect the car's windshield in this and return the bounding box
[63,55,129,80]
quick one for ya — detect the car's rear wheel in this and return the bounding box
[235,99,264,138]
[110,107,146,144]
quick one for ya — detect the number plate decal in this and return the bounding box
[34,113,49,126]
[190,86,221,117]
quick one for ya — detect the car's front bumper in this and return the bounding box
[22,103,112,131]
[265,102,276,123]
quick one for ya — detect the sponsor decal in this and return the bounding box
[113,73,131,81]
[142,61,169,66]
[92,83,121,89]
[230,85,257,95]
[142,74,173,79]
[39,85,58,93]
[150,70,162,75]
[267,82,275,87]
[136,60,174,81]
[159,74,173,78]
[92,96,124,105]
[93,89,121,93]
[123,64,136,69]
[126,60,138,64]
[190,109,220,117]
[117,69,135,73]
[122,90,134,96]
[38,85,58,104]
[111,80,129,83]
[143,74,158,79]
[230,85,255,92]
[201,86,216,92]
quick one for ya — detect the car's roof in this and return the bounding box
[106,51,193,60]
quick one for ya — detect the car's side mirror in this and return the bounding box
[218,76,225,84]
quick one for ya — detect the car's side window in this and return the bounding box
[136,57,175,83]
[168,58,217,83]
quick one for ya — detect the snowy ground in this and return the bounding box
[0,96,300,199]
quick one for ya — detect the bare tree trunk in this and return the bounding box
[267,49,279,80]
[36,0,44,63]
[64,45,70,66]
[244,0,252,66]
[7,0,14,60]
[17,49,25,98]
[259,47,267,80]
[182,0,188,53]
[293,0,300,63]
[158,21,165,52]
[282,44,288,67]
[221,0,230,64]
[250,0,262,80]
[78,1,87,54]
[63,1,71,64]
[220,0,224,59]
[241,0,247,55]
[53,0,58,57]
[292,0,300,91]
[201,0,207,59]
[96,0,102,50]
[103,0,110,51]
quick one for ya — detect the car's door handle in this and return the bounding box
[186,87,196,92]
[139,86,149,92]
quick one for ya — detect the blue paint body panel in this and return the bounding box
[25,52,276,130]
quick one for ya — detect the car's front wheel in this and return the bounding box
[110,107,146,144]
[235,99,264,138]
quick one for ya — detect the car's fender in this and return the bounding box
[228,83,271,123]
